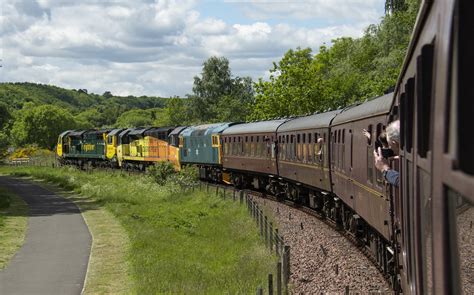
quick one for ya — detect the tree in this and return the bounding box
[162,97,191,126]
[251,47,323,120]
[11,105,78,150]
[190,56,254,123]
[102,91,113,98]
[115,109,154,128]
[0,102,12,155]
[250,1,419,120]
[75,108,107,128]
[385,0,406,14]
[0,102,12,129]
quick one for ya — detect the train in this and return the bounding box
[56,0,473,293]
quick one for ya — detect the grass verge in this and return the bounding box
[0,166,277,294]
[0,186,28,269]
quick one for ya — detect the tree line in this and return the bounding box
[0,0,418,154]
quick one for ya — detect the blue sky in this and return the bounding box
[0,0,385,97]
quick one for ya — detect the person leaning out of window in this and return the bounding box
[373,120,400,187]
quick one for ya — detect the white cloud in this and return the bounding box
[0,0,383,97]
[228,0,381,23]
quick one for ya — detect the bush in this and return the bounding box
[168,166,199,190]
[147,162,176,185]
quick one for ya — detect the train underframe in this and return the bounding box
[58,157,117,169]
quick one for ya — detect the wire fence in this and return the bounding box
[199,182,291,295]
[6,155,57,168]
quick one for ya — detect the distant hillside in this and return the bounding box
[0,82,169,113]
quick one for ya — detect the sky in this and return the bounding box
[0,0,385,97]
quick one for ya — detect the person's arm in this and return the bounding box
[382,168,399,187]
[374,147,399,187]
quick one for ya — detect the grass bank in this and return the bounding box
[0,166,277,294]
[0,186,28,269]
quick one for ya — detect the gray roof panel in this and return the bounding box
[278,110,341,132]
[222,119,289,135]
[332,93,394,125]
[128,128,150,136]
[169,126,187,136]
[107,129,124,137]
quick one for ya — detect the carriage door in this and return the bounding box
[399,42,435,294]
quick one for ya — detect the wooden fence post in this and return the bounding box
[275,229,279,256]
[277,262,282,295]
[269,222,273,251]
[282,246,290,289]
[268,273,274,295]
[264,216,268,248]
[259,209,264,237]
[256,287,263,295]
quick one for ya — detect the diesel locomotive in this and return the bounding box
[56,0,473,293]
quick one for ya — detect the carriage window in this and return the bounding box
[367,130,374,183]
[367,125,373,145]
[400,93,406,150]
[341,129,345,170]
[376,124,384,185]
[416,44,434,158]
[405,77,415,153]
[456,0,474,175]
[350,130,353,169]
[107,136,113,144]
[447,188,474,294]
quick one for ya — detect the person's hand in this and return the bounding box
[374,147,390,172]
[363,129,371,140]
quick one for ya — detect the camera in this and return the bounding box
[381,148,394,159]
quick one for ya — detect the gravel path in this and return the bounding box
[253,196,391,294]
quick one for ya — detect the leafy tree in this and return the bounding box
[385,0,407,14]
[75,108,107,128]
[190,56,254,123]
[0,102,12,129]
[115,109,154,128]
[11,105,78,150]
[250,0,419,120]
[161,97,191,126]
[103,91,113,98]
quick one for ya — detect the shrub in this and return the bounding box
[168,166,199,190]
[147,162,176,185]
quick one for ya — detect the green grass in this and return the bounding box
[0,166,277,294]
[0,187,28,269]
